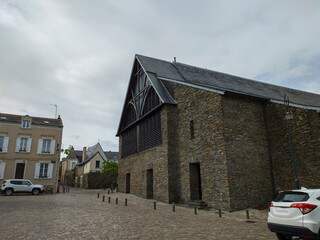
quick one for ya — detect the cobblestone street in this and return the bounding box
[0,188,276,240]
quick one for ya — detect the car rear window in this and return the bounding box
[274,192,309,202]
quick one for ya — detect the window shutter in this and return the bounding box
[47,163,53,179]
[50,140,56,154]
[0,163,6,179]
[15,138,21,152]
[37,139,43,154]
[34,163,40,179]
[2,137,9,153]
[26,138,32,153]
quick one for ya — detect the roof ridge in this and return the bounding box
[0,112,61,120]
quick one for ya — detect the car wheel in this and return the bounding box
[276,233,291,240]
[32,188,40,195]
[5,189,13,196]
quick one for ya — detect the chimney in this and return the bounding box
[57,115,61,120]
[82,147,87,161]
[71,146,74,152]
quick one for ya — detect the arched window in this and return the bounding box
[120,63,162,157]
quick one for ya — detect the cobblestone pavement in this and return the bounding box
[0,188,276,240]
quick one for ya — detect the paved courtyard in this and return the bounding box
[0,187,276,239]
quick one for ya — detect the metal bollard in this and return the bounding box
[108,197,111,203]
[67,187,69,193]
[246,210,249,219]
[219,208,222,218]
[173,204,175,212]
[154,202,157,210]
[194,206,197,215]
[116,198,118,205]
[103,195,105,202]
[108,190,110,194]
[125,198,127,206]
[63,186,65,193]
[97,193,100,198]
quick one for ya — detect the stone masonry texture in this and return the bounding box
[118,82,320,211]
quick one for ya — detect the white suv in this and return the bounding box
[1,179,44,196]
[268,188,320,239]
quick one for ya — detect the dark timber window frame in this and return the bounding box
[119,63,162,158]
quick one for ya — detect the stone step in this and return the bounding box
[181,200,208,209]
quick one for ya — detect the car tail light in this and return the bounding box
[290,203,317,214]
[268,203,273,212]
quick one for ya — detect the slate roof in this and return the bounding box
[0,113,63,127]
[104,151,119,161]
[67,148,118,165]
[66,150,83,163]
[135,54,320,108]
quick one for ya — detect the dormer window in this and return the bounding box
[22,120,31,128]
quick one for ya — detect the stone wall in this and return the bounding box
[174,84,231,210]
[117,80,320,211]
[266,103,320,191]
[118,108,171,202]
[82,172,115,189]
[64,172,75,187]
[221,94,272,210]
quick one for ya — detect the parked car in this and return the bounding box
[1,179,44,196]
[268,187,320,240]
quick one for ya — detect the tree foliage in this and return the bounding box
[101,160,118,177]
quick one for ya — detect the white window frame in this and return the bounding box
[21,120,31,128]
[0,162,6,179]
[96,161,100,169]
[37,139,55,155]
[34,162,53,179]
[42,139,51,154]
[15,137,32,153]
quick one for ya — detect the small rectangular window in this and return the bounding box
[71,162,76,169]
[22,120,31,128]
[190,120,194,139]
[39,163,49,178]
[20,138,28,152]
[96,161,100,168]
[42,139,51,154]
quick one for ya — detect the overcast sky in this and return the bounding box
[1,0,319,155]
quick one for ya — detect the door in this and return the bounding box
[126,173,130,193]
[15,163,25,179]
[189,163,202,200]
[147,169,153,199]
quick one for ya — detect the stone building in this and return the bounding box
[62,142,119,189]
[116,54,320,211]
[0,113,63,192]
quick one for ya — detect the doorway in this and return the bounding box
[126,173,130,193]
[147,169,153,199]
[15,163,25,179]
[189,163,202,200]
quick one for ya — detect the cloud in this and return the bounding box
[0,0,319,155]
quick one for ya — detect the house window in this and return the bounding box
[19,138,28,152]
[22,120,31,128]
[42,139,51,154]
[0,137,3,152]
[190,120,194,139]
[71,162,76,169]
[39,163,49,178]
[96,161,100,168]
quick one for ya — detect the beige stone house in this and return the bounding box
[0,113,63,192]
[117,54,320,211]
[61,143,118,188]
